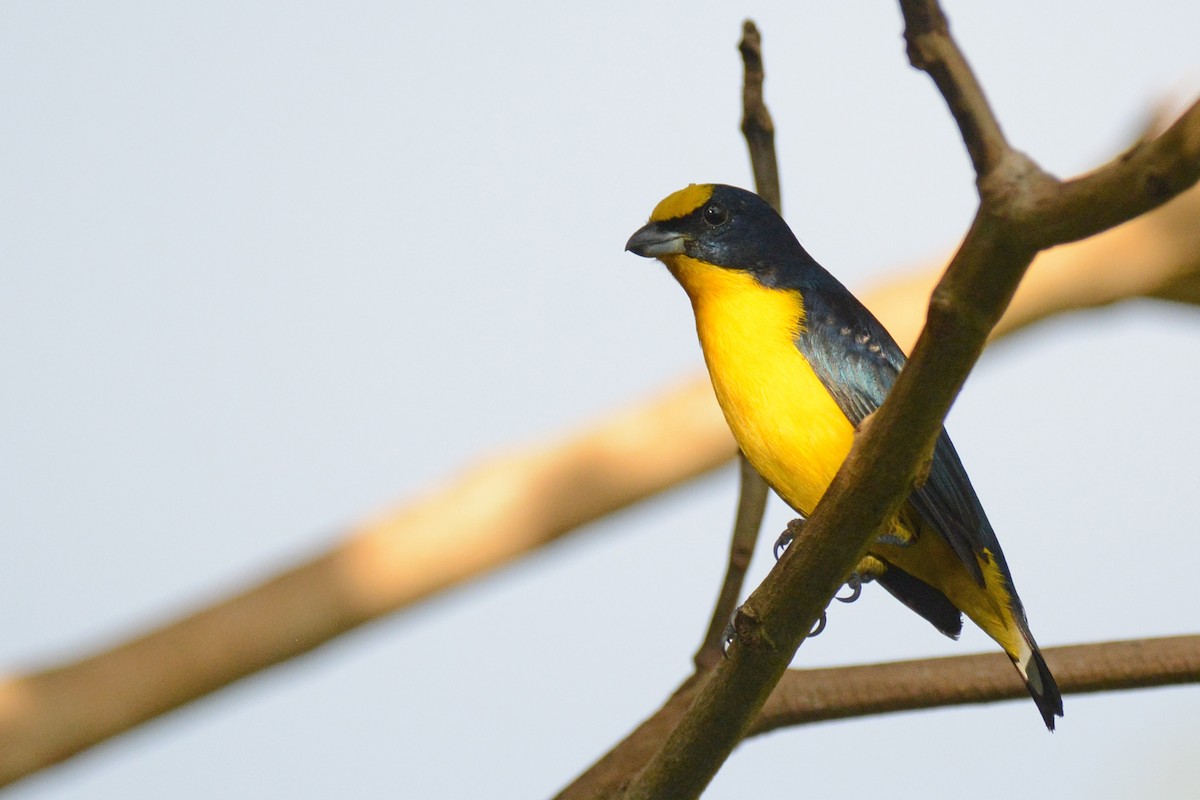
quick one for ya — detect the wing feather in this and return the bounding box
[794,281,1002,585]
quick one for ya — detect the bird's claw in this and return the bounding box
[729,606,825,645]
[774,519,805,560]
[836,573,863,604]
[722,613,737,655]
[772,535,790,561]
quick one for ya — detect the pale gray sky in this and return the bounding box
[2,2,1198,798]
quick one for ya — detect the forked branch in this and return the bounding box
[615,3,1200,798]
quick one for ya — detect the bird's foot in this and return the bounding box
[774,518,805,560]
[726,605,826,647]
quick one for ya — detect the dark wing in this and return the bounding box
[794,279,1004,586]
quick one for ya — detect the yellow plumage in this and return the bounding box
[665,255,853,515]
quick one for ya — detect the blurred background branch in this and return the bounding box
[1,175,1197,789]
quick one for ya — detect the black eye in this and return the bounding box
[703,203,728,227]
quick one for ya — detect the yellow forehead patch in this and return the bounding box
[649,184,714,223]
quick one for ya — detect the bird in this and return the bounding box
[625,183,1063,730]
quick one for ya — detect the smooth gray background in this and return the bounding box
[2,2,1198,797]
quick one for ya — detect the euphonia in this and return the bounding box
[625,183,1062,730]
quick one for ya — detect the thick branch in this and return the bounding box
[0,380,732,789]
[618,4,1200,797]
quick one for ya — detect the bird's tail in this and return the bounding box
[1011,632,1063,731]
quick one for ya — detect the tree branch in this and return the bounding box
[753,634,1200,732]
[862,180,1200,353]
[1031,99,1200,247]
[0,380,733,789]
[694,19,780,672]
[616,3,1200,796]
[739,20,780,211]
[694,456,767,671]
[561,633,1200,800]
[558,634,1200,799]
[901,0,1009,176]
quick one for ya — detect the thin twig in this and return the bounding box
[752,634,1200,732]
[739,21,780,211]
[693,18,781,671]
[694,456,768,671]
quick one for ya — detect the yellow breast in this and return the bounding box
[666,256,855,515]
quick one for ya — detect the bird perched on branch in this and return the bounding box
[625,183,1063,730]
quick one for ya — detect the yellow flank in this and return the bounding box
[875,531,1023,656]
[666,251,1026,660]
[649,184,714,223]
[664,254,854,515]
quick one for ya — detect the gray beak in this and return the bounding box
[625,222,686,258]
